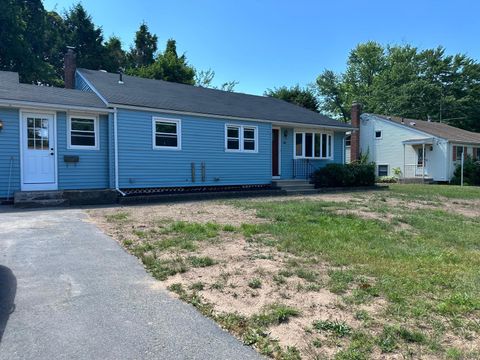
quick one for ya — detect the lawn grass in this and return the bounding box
[99,184,479,359]
[235,196,480,319]
[229,185,480,357]
[389,183,480,200]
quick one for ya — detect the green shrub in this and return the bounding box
[377,176,398,183]
[451,156,480,185]
[312,163,375,188]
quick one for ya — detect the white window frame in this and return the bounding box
[152,117,182,150]
[67,114,99,150]
[225,124,258,153]
[377,164,389,177]
[375,130,383,139]
[293,130,334,160]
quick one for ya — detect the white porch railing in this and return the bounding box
[403,164,427,179]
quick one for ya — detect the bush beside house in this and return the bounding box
[451,157,480,185]
[312,163,376,188]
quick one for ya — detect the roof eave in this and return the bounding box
[109,102,352,130]
[0,98,111,113]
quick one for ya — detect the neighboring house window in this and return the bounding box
[294,131,333,159]
[225,125,258,152]
[153,117,181,150]
[345,134,351,147]
[375,130,382,139]
[455,146,464,161]
[378,165,388,177]
[68,115,99,149]
[476,147,480,160]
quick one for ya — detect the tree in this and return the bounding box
[128,39,196,85]
[195,69,238,92]
[64,3,105,70]
[265,85,319,112]
[129,23,158,68]
[103,36,127,72]
[316,42,480,132]
[0,0,57,84]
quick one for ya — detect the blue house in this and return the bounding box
[0,50,352,202]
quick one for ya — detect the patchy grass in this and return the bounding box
[389,183,480,200]
[313,320,352,337]
[90,184,480,359]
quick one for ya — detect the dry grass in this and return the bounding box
[88,186,480,360]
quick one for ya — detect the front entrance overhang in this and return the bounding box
[402,137,435,146]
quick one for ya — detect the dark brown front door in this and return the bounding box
[272,129,280,177]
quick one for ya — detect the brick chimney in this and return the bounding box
[350,102,361,162]
[64,47,76,89]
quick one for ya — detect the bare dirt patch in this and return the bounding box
[87,194,479,359]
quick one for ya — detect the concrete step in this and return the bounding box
[14,198,70,209]
[14,190,64,202]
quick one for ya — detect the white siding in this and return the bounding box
[359,115,449,181]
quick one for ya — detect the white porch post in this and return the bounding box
[422,143,425,180]
[403,144,406,180]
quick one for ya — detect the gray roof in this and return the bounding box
[78,68,351,129]
[0,71,107,110]
[0,71,19,83]
[370,114,480,145]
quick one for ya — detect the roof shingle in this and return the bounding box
[371,114,480,144]
[78,68,351,129]
[0,71,106,109]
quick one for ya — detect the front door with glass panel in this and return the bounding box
[22,113,56,189]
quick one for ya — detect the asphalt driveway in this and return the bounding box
[0,207,261,360]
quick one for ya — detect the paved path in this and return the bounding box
[0,207,261,360]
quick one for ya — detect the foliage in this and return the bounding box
[64,3,105,70]
[316,41,480,132]
[264,85,319,112]
[312,163,376,188]
[377,176,398,183]
[128,22,157,68]
[392,167,402,178]
[127,39,196,85]
[0,1,224,88]
[451,156,480,185]
[195,69,238,92]
[312,320,352,337]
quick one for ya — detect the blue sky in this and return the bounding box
[43,0,480,95]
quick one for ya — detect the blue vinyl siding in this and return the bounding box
[279,128,346,179]
[116,109,272,189]
[0,108,20,198]
[75,73,93,93]
[57,112,110,189]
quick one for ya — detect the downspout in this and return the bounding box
[113,107,126,196]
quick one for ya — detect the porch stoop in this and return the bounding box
[272,179,318,195]
[13,190,117,208]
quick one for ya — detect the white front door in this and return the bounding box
[22,113,57,190]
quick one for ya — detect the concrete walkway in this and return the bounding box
[0,207,261,360]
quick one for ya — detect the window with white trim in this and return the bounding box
[225,125,257,152]
[375,130,382,139]
[153,118,181,150]
[68,116,99,149]
[294,131,333,159]
[378,165,389,177]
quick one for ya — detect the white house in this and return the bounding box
[349,105,480,182]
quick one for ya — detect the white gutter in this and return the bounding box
[0,99,112,114]
[113,107,125,196]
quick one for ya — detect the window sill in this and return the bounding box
[67,146,99,151]
[153,146,182,151]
